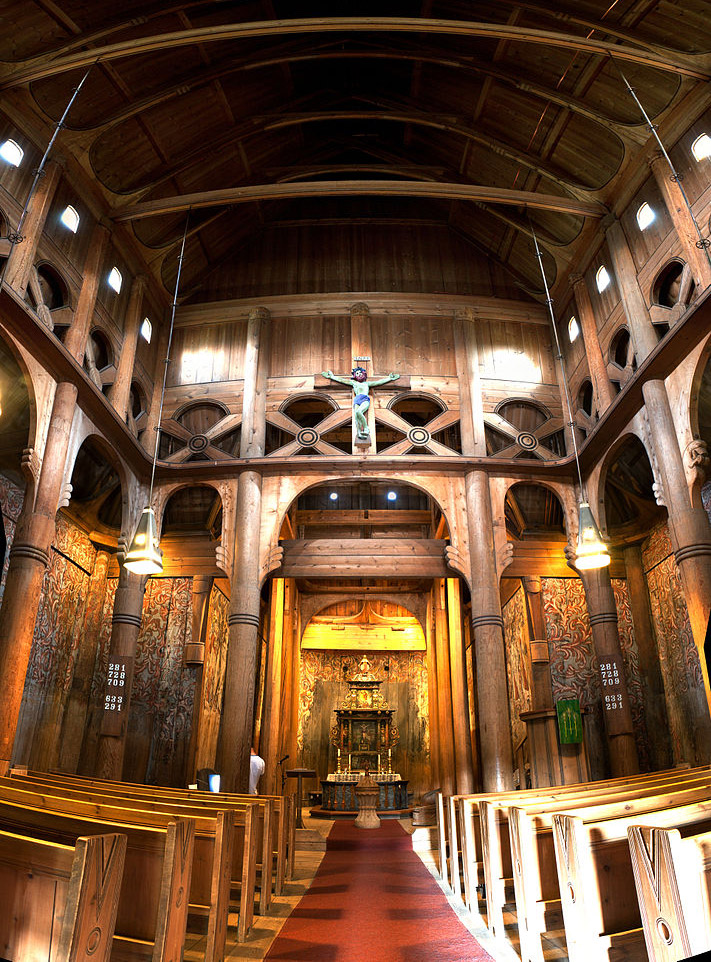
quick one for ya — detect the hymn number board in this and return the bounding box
[101,657,133,735]
[599,659,624,712]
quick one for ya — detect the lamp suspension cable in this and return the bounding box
[610,55,711,270]
[0,63,96,285]
[530,222,610,571]
[123,211,191,575]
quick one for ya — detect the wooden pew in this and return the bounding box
[0,780,260,949]
[628,822,711,962]
[3,776,271,917]
[0,829,126,962]
[12,768,293,897]
[511,789,711,962]
[0,797,194,962]
[439,765,701,898]
[452,766,710,915]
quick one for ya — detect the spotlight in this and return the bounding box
[329,492,338,501]
[387,491,397,501]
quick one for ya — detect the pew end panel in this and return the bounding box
[628,825,711,962]
[0,830,126,962]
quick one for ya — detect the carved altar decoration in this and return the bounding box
[314,655,410,816]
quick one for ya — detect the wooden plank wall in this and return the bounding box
[194,223,529,302]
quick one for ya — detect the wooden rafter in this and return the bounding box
[113,180,606,222]
[2,17,707,88]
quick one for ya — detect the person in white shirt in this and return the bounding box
[249,747,265,794]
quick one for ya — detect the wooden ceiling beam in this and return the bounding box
[1,17,706,88]
[66,44,645,140]
[113,179,605,223]
[255,105,594,194]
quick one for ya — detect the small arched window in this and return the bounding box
[691,133,711,162]
[568,316,580,342]
[60,205,80,233]
[107,267,122,293]
[636,202,655,231]
[140,317,152,343]
[596,266,611,292]
[0,139,23,167]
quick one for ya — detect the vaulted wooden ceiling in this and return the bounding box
[1,1,709,303]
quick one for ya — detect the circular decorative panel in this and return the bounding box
[408,427,431,446]
[188,434,209,452]
[516,432,538,450]
[297,428,319,447]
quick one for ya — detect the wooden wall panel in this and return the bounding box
[477,319,556,384]
[194,223,532,302]
[370,315,456,375]
[269,315,350,378]
[168,321,247,386]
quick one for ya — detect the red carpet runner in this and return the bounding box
[265,819,494,961]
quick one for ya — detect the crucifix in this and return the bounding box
[321,358,399,447]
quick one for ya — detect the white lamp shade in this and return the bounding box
[575,501,611,570]
[123,506,163,575]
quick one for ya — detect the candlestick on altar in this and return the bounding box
[337,748,341,773]
[388,747,392,774]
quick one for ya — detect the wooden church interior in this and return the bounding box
[1,1,711,959]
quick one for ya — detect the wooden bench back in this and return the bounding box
[0,830,126,962]
[10,769,294,892]
[0,795,193,960]
[447,766,710,899]
[554,802,711,962]
[629,824,711,962]
[482,781,711,945]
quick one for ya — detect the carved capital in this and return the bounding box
[57,482,73,510]
[350,301,370,316]
[20,447,40,486]
[248,306,270,323]
[569,272,584,287]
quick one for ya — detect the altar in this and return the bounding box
[310,655,411,818]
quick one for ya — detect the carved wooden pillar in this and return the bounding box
[649,150,711,290]
[622,544,673,770]
[109,274,147,422]
[0,223,109,772]
[466,470,514,791]
[570,273,615,413]
[522,576,554,712]
[4,159,62,295]
[425,593,442,790]
[94,567,147,779]
[642,378,711,726]
[141,320,169,456]
[604,215,658,363]
[577,567,639,775]
[433,579,456,795]
[261,578,285,795]
[59,549,110,772]
[217,306,270,792]
[455,310,513,790]
[240,306,270,458]
[447,578,474,794]
[185,575,214,782]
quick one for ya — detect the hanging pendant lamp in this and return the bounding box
[531,227,611,571]
[123,213,190,576]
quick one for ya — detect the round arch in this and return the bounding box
[262,471,464,588]
[593,429,660,535]
[0,325,37,463]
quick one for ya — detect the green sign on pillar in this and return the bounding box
[556,698,583,744]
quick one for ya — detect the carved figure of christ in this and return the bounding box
[321,366,399,440]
